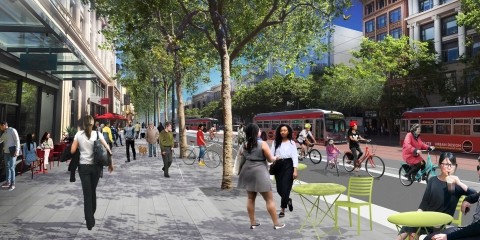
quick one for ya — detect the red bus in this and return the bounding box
[400,105,480,154]
[185,118,218,131]
[253,109,347,144]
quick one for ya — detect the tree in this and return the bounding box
[457,0,480,34]
[183,0,350,189]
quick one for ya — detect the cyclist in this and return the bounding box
[209,126,216,140]
[347,121,368,170]
[297,123,316,159]
[402,123,434,181]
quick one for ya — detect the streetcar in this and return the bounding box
[253,109,347,144]
[400,105,480,154]
[185,118,218,132]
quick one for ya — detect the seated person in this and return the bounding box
[396,152,476,240]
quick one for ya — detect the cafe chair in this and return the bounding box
[451,195,466,227]
[36,149,46,173]
[334,176,374,235]
[52,143,67,167]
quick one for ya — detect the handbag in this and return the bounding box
[8,146,17,157]
[233,144,246,175]
[269,159,282,175]
[93,131,111,166]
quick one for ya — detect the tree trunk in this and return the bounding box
[219,43,233,190]
[174,51,187,158]
[164,86,168,122]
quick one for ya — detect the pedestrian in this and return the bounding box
[95,121,102,132]
[0,121,20,191]
[134,122,141,139]
[70,115,113,231]
[23,133,38,166]
[260,131,267,141]
[197,124,206,166]
[396,152,475,240]
[146,122,159,157]
[124,121,136,162]
[270,123,298,218]
[160,122,174,177]
[102,123,113,149]
[40,132,54,172]
[140,125,146,139]
[237,123,284,229]
[117,125,124,146]
[110,123,118,147]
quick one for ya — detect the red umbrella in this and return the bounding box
[95,112,125,120]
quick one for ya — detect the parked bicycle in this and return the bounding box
[343,140,385,179]
[398,150,438,186]
[183,141,222,168]
[297,144,322,164]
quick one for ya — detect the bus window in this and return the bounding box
[400,120,408,132]
[291,120,303,132]
[474,119,480,135]
[420,119,434,134]
[271,120,280,131]
[281,120,289,125]
[316,119,324,139]
[436,119,451,135]
[263,121,271,130]
[257,121,263,129]
[453,119,471,135]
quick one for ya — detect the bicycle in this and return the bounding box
[399,150,438,186]
[342,140,385,179]
[325,152,340,176]
[182,141,222,168]
[297,144,322,164]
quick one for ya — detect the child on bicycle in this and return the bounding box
[326,138,341,169]
[298,123,316,159]
[402,123,434,181]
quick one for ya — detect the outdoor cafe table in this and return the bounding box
[387,211,453,240]
[292,183,346,237]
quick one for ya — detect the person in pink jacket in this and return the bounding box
[402,124,434,181]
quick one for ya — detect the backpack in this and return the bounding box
[296,130,302,141]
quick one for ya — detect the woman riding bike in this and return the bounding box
[347,121,367,170]
[298,123,316,159]
[402,123,434,181]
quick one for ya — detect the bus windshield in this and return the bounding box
[325,117,346,133]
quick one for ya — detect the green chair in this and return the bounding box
[334,176,374,235]
[451,195,466,226]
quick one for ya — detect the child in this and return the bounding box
[326,139,341,168]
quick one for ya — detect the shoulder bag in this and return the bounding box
[93,131,111,166]
[233,143,246,175]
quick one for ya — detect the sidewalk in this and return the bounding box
[0,139,398,239]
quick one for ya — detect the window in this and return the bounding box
[377,0,385,9]
[377,14,387,29]
[468,37,480,58]
[291,120,303,132]
[390,28,402,39]
[442,41,459,62]
[365,20,375,33]
[453,119,470,135]
[390,8,401,23]
[365,3,374,15]
[420,120,434,134]
[435,119,451,134]
[257,121,263,129]
[474,119,480,134]
[377,32,387,41]
[442,15,458,36]
[419,0,433,12]
[420,23,434,41]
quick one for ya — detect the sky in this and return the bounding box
[186,3,363,99]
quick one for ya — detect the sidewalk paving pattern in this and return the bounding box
[0,139,398,239]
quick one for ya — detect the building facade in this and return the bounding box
[0,0,121,145]
[363,0,409,40]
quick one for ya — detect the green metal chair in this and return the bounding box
[334,176,374,235]
[451,195,466,226]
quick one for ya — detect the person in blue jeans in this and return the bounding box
[197,124,206,166]
[0,121,20,191]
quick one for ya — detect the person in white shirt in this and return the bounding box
[0,121,20,191]
[271,123,299,218]
[70,115,113,230]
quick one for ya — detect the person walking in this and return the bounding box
[146,122,159,157]
[197,124,206,166]
[124,122,136,162]
[134,122,141,139]
[70,115,113,230]
[117,125,124,146]
[102,123,113,149]
[0,121,20,191]
[40,132,54,172]
[237,123,285,229]
[160,122,174,178]
[110,123,118,147]
[270,123,298,218]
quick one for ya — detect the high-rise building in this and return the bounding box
[363,0,408,40]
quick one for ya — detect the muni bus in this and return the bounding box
[253,109,347,144]
[185,118,218,131]
[400,104,480,154]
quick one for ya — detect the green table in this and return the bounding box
[292,183,346,238]
[387,211,453,240]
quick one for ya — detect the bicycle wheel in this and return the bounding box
[365,156,385,179]
[308,149,322,164]
[204,150,222,168]
[343,153,355,172]
[182,149,196,165]
[399,164,413,186]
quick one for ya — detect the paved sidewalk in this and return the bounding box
[0,139,398,239]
